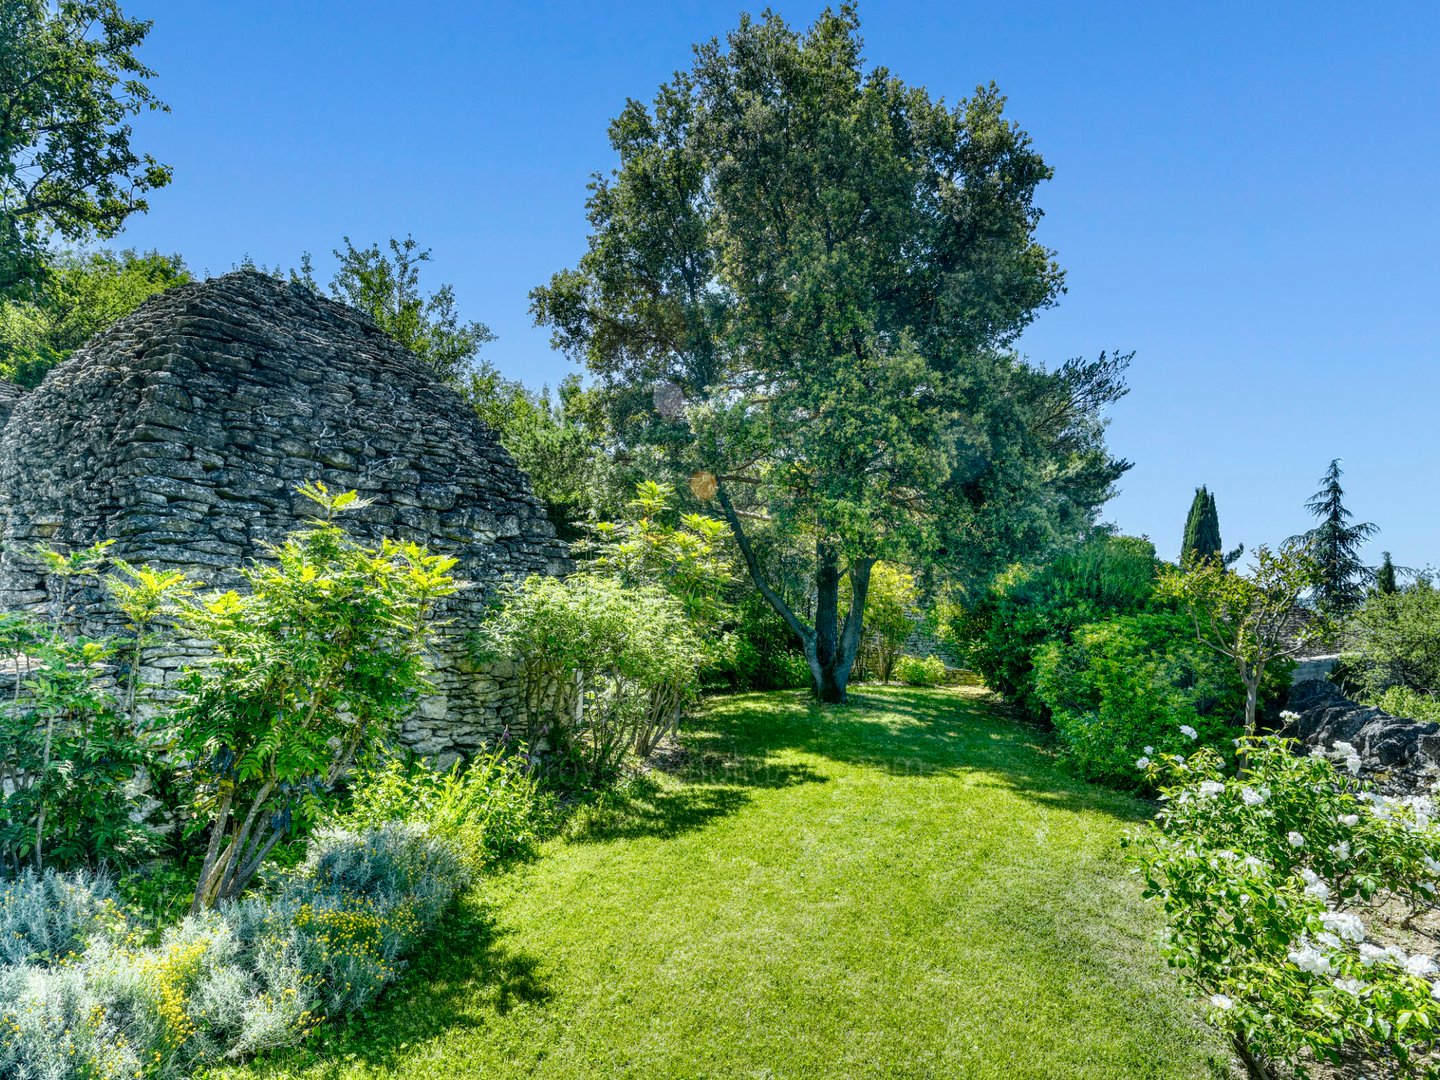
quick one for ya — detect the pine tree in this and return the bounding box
[1181,487,1222,566]
[1292,459,1378,614]
[1375,551,1398,595]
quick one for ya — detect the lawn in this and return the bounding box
[211,686,1235,1079]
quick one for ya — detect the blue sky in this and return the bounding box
[113,1,1440,569]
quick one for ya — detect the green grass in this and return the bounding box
[211,686,1234,1079]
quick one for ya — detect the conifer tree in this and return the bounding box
[1181,486,1222,566]
[1375,551,1398,595]
[1291,459,1378,614]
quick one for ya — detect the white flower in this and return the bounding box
[1288,943,1334,975]
[1320,911,1366,943]
[1143,746,1155,756]
[1197,780,1224,798]
[1333,740,1359,757]
[1209,993,1233,1010]
[1422,856,1440,876]
[1359,943,1390,966]
[1288,831,1305,848]
[1180,725,1199,741]
[1242,855,1266,872]
[1281,710,1300,722]
[1318,931,1342,949]
[1407,954,1439,978]
[1300,869,1330,900]
[1329,841,1351,860]
[1431,979,1440,1002]
[1135,756,1150,769]
[1334,977,1365,996]
[1345,755,1362,776]
[1339,814,1359,827]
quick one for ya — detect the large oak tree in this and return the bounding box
[533,7,1130,701]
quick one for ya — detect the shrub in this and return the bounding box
[0,867,121,966]
[707,593,810,692]
[1127,732,1440,1075]
[1369,686,1440,725]
[177,483,459,910]
[895,655,946,686]
[958,533,1160,716]
[0,822,463,1077]
[480,574,704,782]
[335,750,552,876]
[857,563,918,683]
[1032,612,1288,789]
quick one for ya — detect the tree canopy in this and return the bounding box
[532,6,1129,701]
[0,0,171,298]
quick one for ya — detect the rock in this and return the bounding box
[1284,680,1440,794]
[0,270,570,763]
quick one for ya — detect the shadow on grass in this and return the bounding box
[271,899,550,1076]
[688,685,1150,824]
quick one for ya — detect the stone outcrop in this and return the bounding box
[0,270,569,763]
[1284,679,1440,794]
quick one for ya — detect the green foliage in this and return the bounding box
[586,479,732,632]
[0,613,156,874]
[0,0,172,298]
[177,482,459,910]
[1181,486,1222,567]
[1291,458,1378,615]
[960,532,1161,716]
[461,368,620,540]
[481,574,705,780]
[1159,541,1332,751]
[895,655,946,686]
[0,247,188,385]
[858,563,918,683]
[1344,580,1440,700]
[1370,686,1440,725]
[300,235,493,383]
[532,6,1129,703]
[1375,551,1399,595]
[332,750,553,877]
[1128,735,1440,1076]
[705,592,811,692]
[1033,611,1286,789]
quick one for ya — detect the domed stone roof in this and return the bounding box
[0,270,568,757]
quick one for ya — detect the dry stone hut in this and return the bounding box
[0,270,569,762]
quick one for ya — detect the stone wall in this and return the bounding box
[0,271,569,764]
[1284,679,1440,794]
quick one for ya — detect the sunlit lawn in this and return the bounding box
[210,685,1234,1079]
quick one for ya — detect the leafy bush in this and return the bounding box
[177,482,459,909]
[1345,581,1440,700]
[481,574,704,782]
[958,533,1160,716]
[334,750,552,876]
[1128,732,1440,1076]
[1370,686,1440,725]
[0,823,463,1077]
[857,563,918,683]
[707,593,810,692]
[1032,612,1287,789]
[895,655,946,686]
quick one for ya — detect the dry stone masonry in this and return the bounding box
[0,270,569,763]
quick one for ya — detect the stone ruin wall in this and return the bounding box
[0,271,569,765]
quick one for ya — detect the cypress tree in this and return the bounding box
[1181,486,1223,567]
[1292,459,1378,614]
[1375,551,1398,595]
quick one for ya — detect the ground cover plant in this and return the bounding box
[204,686,1234,1079]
